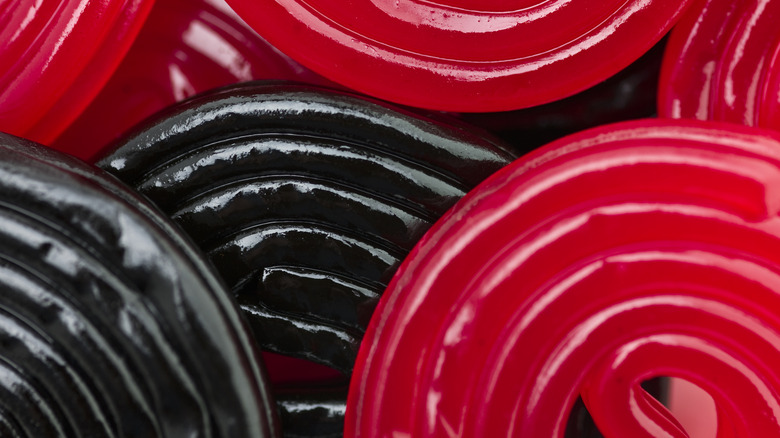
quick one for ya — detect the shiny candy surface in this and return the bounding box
[0,0,153,145]
[276,385,349,437]
[52,0,332,162]
[347,119,780,437]
[0,133,279,437]
[97,82,515,374]
[97,82,514,435]
[659,0,780,130]
[225,0,693,112]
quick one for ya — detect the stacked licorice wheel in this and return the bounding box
[6,0,780,437]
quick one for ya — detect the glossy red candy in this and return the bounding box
[659,0,780,130]
[224,0,694,112]
[0,132,280,437]
[53,0,332,162]
[347,119,780,437]
[0,0,153,145]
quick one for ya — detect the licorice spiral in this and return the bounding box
[0,132,279,437]
[347,119,780,437]
[52,0,332,162]
[97,82,515,375]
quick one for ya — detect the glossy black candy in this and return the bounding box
[0,133,279,437]
[276,385,348,438]
[97,82,517,376]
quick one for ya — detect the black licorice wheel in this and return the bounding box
[0,133,279,437]
[97,82,516,374]
[95,82,515,434]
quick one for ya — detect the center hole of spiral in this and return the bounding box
[566,378,717,437]
[663,377,717,438]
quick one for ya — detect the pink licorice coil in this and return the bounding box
[659,0,780,129]
[347,119,780,437]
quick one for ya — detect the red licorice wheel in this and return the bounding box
[659,0,780,130]
[52,0,333,162]
[224,0,694,112]
[347,119,780,437]
[0,0,153,145]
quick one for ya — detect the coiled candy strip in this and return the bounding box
[347,119,780,437]
[0,133,279,437]
[98,82,514,374]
